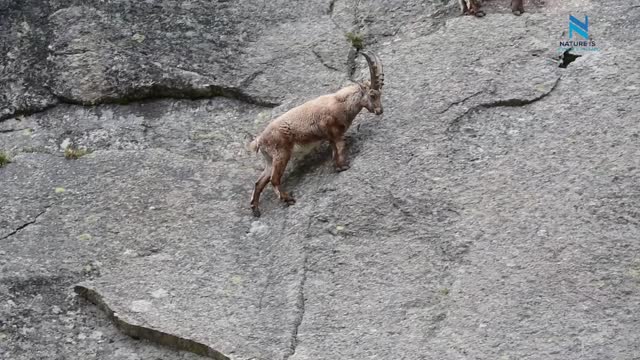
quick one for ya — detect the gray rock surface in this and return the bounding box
[2,0,640,359]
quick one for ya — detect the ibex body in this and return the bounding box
[459,0,524,16]
[248,52,384,217]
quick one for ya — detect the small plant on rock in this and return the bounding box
[346,31,364,50]
[64,146,90,160]
[0,151,10,167]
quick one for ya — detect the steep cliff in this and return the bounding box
[1,1,639,359]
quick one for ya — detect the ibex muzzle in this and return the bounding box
[248,51,385,217]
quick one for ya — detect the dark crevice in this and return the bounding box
[283,252,308,360]
[49,49,92,56]
[0,100,60,122]
[1,209,47,241]
[0,127,30,134]
[559,49,582,68]
[328,0,336,15]
[437,90,485,114]
[347,49,360,81]
[239,70,265,89]
[257,266,275,310]
[478,77,561,109]
[312,48,342,72]
[54,84,280,108]
[74,285,230,360]
[1,84,279,123]
[447,76,561,133]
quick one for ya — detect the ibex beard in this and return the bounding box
[248,51,385,217]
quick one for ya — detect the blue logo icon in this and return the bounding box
[569,15,589,40]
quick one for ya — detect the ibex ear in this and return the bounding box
[358,81,370,95]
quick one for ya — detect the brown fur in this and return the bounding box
[248,82,383,217]
[459,0,524,16]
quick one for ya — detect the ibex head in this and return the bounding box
[359,51,384,115]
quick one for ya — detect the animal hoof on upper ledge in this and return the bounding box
[512,10,523,16]
[251,207,261,218]
[337,165,350,172]
[474,10,486,17]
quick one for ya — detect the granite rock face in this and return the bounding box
[2,0,640,359]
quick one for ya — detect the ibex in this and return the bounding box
[248,52,384,217]
[459,0,524,16]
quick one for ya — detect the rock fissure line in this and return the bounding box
[1,84,279,123]
[0,101,59,123]
[328,0,337,16]
[1,208,47,241]
[284,252,309,360]
[478,76,561,109]
[447,76,561,132]
[257,265,275,310]
[239,70,266,89]
[0,127,30,134]
[312,47,342,72]
[437,90,485,114]
[53,83,280,108]
[74,285,230,360]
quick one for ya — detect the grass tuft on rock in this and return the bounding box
[0,151,10,167]
[64,147,90,160]
[346,32,364,50]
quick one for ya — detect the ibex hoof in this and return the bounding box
[473,10,485,17]
[337,164,350,172]
[512,10,523,16]
[279,192,296,205]
[251,207,261,218]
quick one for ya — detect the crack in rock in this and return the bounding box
[312,48,342,72]
[53,83,279,108]
[437,90,485,114]
[239,70,266,89]
[0,101,59,123]
[1,209,47,241]
[447,76,561,133]
[477,77,561,109]
[74,285,230,360]
[328,0,336,15]
[1,83,279,123]
[284,252,308,360]
[0,127,30,134]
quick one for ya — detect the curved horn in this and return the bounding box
[361,51,384,90]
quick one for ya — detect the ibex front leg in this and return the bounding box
[331,137,350,172]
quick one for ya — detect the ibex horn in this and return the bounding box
[361,51,384,90]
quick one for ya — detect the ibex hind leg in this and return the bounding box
[511,0,524,15]
[250,151,273,217]
[458,0,469,14]
[468,0,485,17]
[270,150,296,206]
